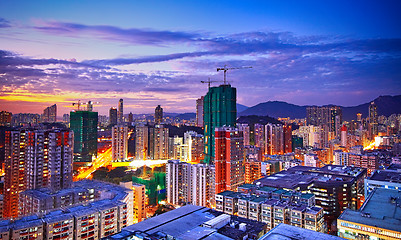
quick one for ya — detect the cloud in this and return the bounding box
[33,20,202,45]
[0,18,11,28]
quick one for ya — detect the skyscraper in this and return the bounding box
[135,125,148,160]
[149,125,169,160]
[42,104,57,123]
[196,96,204,127]
[109,107,117,126]
[369,101,378,138]
[128,112,134,123]
[118,99,124,124]
[112,125,128,162]
[155,105,163,124]
[214,126,244,193]
[203,85,237,164]
[70,110,98,165]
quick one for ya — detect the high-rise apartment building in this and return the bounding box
[112,125,128,161]
[369,101,378,138]
[245,159,262,184]
[183,131,204,163]
[166,160,215,208]
[154,105,163,124]
[203,85,237,164]
[254,124,265,153]
[283,124,292,153]
[0,111,12,126]
[25,129,73,192]
[149,125,169,160]
[3,130,26,219]
[131,183,146,223]
[237,123,250,146]
[215,126,244,194]
[196,96,204,127]
[109,107,117,126]
[265,124,284,155]
[42,104,57,123]
[135,125,148,160]
[70,110,98,165]
[3,128,73,219]
[306,106,342,137]
[118,98,124,124]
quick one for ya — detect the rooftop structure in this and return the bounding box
[254,165,366,232]
[337,188,401,240]
[104,205,266,240]
[259,223,345,240]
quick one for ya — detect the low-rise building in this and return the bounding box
[259,223,345,240]
[216,187,325,233]
[103,204,267,240]
[364,164,401,196]
[337,188,401,240]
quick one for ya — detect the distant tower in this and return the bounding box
[128,112,134,123]
[357,113,362,122]
[155,105,163,124]
[341,125,347,147]
[196,96,204,127]
[369,102,378,138]
[42,104,57,122]
[109,107,117,126]
[118,99,124,123]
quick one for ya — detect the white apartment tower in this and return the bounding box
[112,125,128,161]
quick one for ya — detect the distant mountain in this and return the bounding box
[238,95,401,121]
[174,112,196,120]
[342,95,401,120]
[238,101,306,119]
[237,103,249,113]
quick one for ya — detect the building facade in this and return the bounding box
[70,110,98,165]
[203,84,237,164]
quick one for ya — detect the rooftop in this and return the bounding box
[369,169,401,183]
[259,223,345,240]
[338,188,401,233]
[119,205,265,240]
[255,165,365,190]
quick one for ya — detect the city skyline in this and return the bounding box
[1,0,401,116]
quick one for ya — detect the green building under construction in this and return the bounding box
[203,84,237,164]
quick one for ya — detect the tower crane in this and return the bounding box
[72,100,100,111]
[200,78,220,88]
[217,65,252,85]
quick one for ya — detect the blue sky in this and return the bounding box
[1,0,400,115]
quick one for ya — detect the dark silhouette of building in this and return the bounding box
[42,104,57,122]
[155,105,163,124]
[109,107,117,126]
[118,99,124,123]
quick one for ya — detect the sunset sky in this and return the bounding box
[1,0,401,116]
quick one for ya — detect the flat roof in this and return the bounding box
[369,170,401,183]
[338,188,401,233]
[259,223,345,240]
